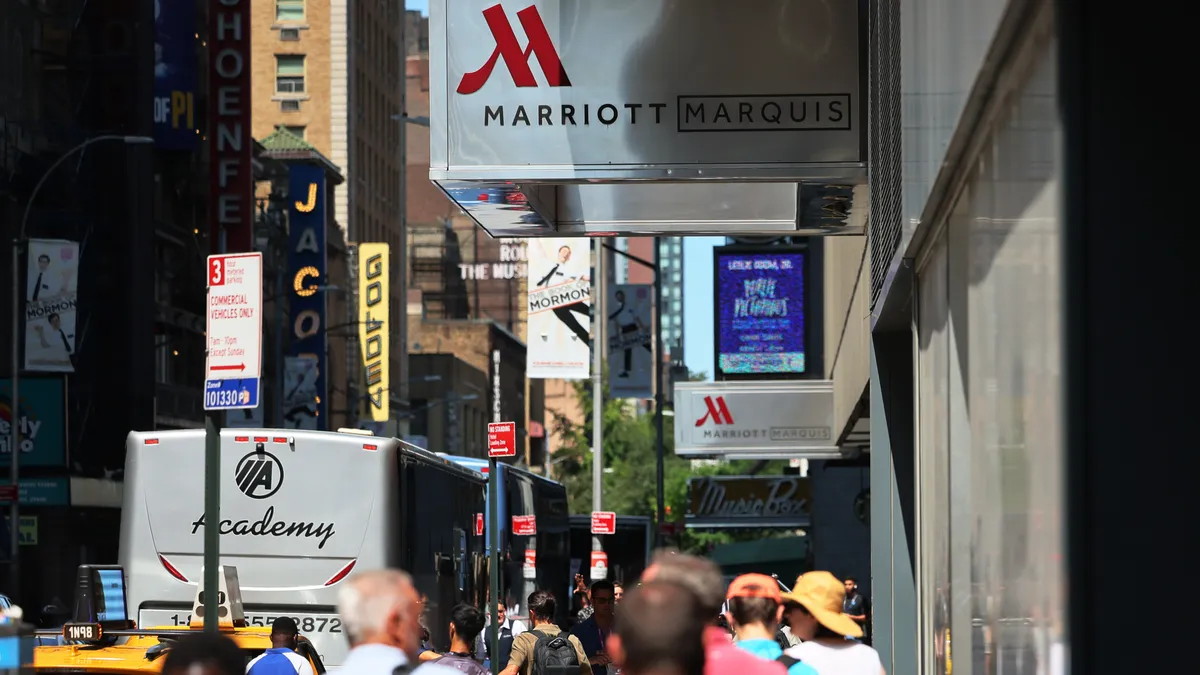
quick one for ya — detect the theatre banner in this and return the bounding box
[607,284,653,399]
[24,239,79,373]
[526,239,592,379]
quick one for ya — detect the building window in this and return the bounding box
[275,55,306,94]
[276,0,305,22]
[283,125,306,139]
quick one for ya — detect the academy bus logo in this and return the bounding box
[235,451,284,499]
[457,3,571,95]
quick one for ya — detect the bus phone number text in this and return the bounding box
[165,613,341,634]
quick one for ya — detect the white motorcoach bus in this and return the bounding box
[119,428,487,667]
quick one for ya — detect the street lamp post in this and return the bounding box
[599,241,667,546]
[8,134,151,590]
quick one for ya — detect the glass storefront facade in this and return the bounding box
[912,29,1064,675]
[869,2,1068,673]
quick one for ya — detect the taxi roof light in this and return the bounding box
[190,566,247,629]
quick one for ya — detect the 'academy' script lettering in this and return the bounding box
[191,506,335,549]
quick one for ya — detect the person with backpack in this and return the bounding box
[724,574,819,675]
[499,590,591,675]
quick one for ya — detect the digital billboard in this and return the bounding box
[714,246,807,378]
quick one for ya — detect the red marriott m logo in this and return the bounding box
[695,396,734,427]
[457,3,572,95]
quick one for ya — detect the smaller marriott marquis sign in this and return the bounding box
[674,380,838,458]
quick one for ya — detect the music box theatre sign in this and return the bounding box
[686,476,811,529]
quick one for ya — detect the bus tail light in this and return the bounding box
[324,560,357,586]
[159,554,188,582]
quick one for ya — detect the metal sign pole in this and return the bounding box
[489,346,503,675]
[591,240,606,566]
[488,453,500,675]
[203,227,226,634]
[203,410,221,633]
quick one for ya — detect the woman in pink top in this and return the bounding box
[640,551,787,675]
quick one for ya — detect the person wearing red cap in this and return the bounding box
[640,551,786,675]
[725,575,817,675]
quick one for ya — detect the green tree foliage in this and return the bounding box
[547,371,789,555]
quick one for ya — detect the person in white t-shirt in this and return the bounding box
[780,571,885,675]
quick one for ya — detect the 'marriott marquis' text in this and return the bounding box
[484,102,668,127]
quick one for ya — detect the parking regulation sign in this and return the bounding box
[204,253,263,410]
[487,421,516,457]
[591,511,617,535]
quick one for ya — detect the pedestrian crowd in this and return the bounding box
[160,550,883,675]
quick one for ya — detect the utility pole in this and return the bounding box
[591,238,607,571]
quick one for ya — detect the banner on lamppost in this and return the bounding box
[607,284,653,399]
[24,239,79,373]
[526,239,591,380]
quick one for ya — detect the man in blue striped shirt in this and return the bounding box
[246,618,315,675]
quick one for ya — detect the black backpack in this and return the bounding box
[776,654,800,670]
[527,629,580,675]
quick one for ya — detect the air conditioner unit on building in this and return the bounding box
[280,100,301,112]
[280,28,300,41]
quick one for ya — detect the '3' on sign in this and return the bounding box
[210,257,226,286]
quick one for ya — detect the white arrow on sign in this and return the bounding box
[204,253,264,411]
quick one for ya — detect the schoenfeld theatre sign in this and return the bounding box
[429,0,867,238]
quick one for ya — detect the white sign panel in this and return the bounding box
[204,253,263,410]
[674,380,839,458]
[24,239,79,372]
[526,239,591,379]
[607,284,653,399]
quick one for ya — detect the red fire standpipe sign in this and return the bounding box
[524,549,537,580]
[589,550,608,581]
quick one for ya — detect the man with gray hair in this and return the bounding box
[337,569,461,675]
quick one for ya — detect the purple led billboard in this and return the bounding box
[714,248,806,376]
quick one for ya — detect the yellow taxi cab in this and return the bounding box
[34,565,326,674]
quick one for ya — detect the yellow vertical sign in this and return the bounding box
[357,243,390,422]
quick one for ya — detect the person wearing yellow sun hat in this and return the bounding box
[780,572,886,675]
